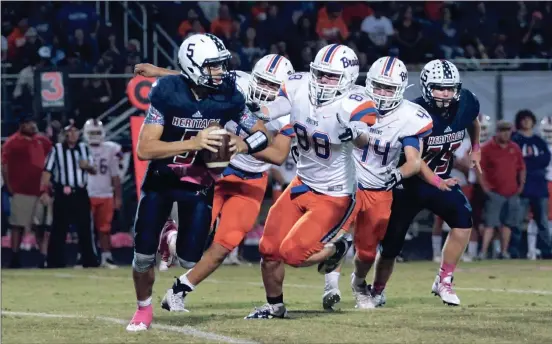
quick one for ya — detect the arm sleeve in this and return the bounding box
[144,80,165,125]
[44,146,57,173]
[400,136,421,151]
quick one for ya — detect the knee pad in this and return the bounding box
[279,244,305,267]
[178,257,196,269]
[132,252,156,273]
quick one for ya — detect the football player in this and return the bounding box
[126,33,270,331]
[371,59,482,307]
[84,118,123,269]
[322,56,434,310]
[140,54,297,312]
[243,44,379,319]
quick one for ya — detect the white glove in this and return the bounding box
[335,113,367,142]
[384,168,403,191]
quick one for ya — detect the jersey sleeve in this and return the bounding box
[462,88,481,122]
[400,104,433,150]
[342,93,378,126]
[234,71,251,98]
[278,72,307,101]
[266,115,295,137]
[109,142,123,177]
[145,78,167,126]
[44,145,57,173]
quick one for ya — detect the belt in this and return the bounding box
[358,183,387,191]
[290,183,324,198]
[223,164,264,180]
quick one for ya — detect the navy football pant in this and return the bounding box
[380,180,473,259]
[133,186,213,264]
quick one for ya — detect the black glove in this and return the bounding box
[336,113,365,143]
[291,145,299,164]
[385,168,403,191]
[245,101,260,113]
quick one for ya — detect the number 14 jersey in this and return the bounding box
[280,72,377,197]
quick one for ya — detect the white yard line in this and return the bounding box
[2,311,259,344]
[11,271,552,295]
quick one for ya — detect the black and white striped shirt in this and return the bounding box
[44,142,94,188]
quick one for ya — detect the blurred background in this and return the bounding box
[1,1,552,268]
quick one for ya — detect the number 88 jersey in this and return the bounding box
[281,72,378,196]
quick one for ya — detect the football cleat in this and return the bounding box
[244,303,287,319]
[161,278,191,312]
[322,288,342,311]
[351,280,376,310]
[367,285,386,307]
[318,233,353,274]
[126,305,153,332]
[431,275,460,306]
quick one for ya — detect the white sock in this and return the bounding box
[467,241,478,257]
[229,247,238,259]
[137,296,152,308]
[168,231,178,256]
[527,220,538,254]
[179,272,195,290]
[432,235,442,257]
[325,271,340,290]
[492,239,501,254]
[101,251,112,262]
[351,272,365,287]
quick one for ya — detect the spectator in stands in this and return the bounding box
[241,27,264,67]
[67,28,97,67]
[480,120,525,259]
[342,1,373,31]
[2,114,53,268]
[360,6,394,55]
[393,5,424,63]
[81,61,112,126]
[178,8,205,39]
[13,46,53,115]
[315,2,350,44]
[29,3,54,44]
[438,7,464,60]
[7,18,29,62]
[251,2,269,23]
[463,2,498,49]
[18,27,44,67]
[198,1,220,23]
[512,110,552,258]
[258,4,288,46]
[520,11,548,58]
[56,1,99,37]
[210,4,233,40]
[47,35,67,66]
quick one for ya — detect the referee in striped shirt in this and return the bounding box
[40,120,99,268]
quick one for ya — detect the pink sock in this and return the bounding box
[439,262,456,280]
[372,282,386,295]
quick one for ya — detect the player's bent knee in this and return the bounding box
[356,248,377,263]
[132,252,156,273]
[178,258,196,269]
[259,237,280,260]
[279,245,306,267]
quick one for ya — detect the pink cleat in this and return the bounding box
[126,305,153,332]
[158,219,177,271]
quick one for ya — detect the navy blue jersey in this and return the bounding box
[413,88,480,178]
[142,75,246,187]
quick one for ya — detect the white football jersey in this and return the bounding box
[87,141,122,198]
[226,71,294,173]
[450,134,472,186]
[353,99,433,189]
[282,73,376,196]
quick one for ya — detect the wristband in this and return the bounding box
[245,131,269,154]
[472,143,480,152]
[432,175,443,188]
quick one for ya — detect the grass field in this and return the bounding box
[2,260,552,343]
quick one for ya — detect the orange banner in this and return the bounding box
[130,116,148,200]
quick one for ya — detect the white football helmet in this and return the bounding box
[540,116,552,145]
[308,44,359,106]
[178,33,233,89]
[83,118,105,145]
[365,56,408,111]
[420,59,462,108]
[478,113,492,142]
[248,54,294,105]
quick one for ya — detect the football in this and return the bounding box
[198,122,232,172]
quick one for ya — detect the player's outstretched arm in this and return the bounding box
[137,123,222,160]
[256,96,292,121]
[399,145,423,178]
[134,63,180,78]
[418,161,458,191]
[252,134,292,165]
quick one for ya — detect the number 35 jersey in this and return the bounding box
[353,99,433,189]
[413,89,480,178]
[87,141,122,198]
[281,72,378,197]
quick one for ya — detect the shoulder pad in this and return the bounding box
[235,71,251,97]
[148,75,177,107]
[279,72,308,100]
[266,114,291,133]
[342,93,378,125]
[402,100,433,138]
[105,141,122,153]
[460,88,480,119]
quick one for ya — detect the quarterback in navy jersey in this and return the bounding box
[371,60,482,307]
[127,33,270,332]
